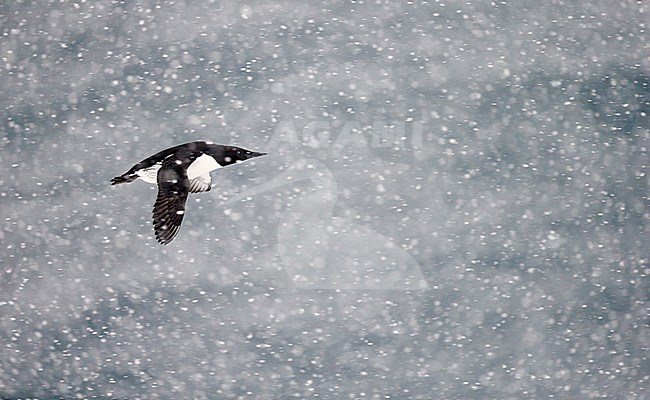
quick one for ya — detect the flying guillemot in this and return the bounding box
[111,141,267,244]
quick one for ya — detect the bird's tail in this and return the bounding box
[111,174,137,185]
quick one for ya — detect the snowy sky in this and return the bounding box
[1,0,648,398]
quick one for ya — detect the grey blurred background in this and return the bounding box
[1,1,648,398]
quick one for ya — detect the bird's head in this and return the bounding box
[217,145,267,166]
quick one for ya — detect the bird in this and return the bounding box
[111,141,267,244]
[225,159,429,290]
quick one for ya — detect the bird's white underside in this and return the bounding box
[135,154,222,185]
[136,166,160,184]
[187,154,222,179]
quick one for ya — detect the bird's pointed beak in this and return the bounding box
[235,151,268,164]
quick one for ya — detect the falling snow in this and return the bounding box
[1,0,648,399]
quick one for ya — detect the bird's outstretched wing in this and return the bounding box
[152,155,193,244]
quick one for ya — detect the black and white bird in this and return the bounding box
[111,141,267,244]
